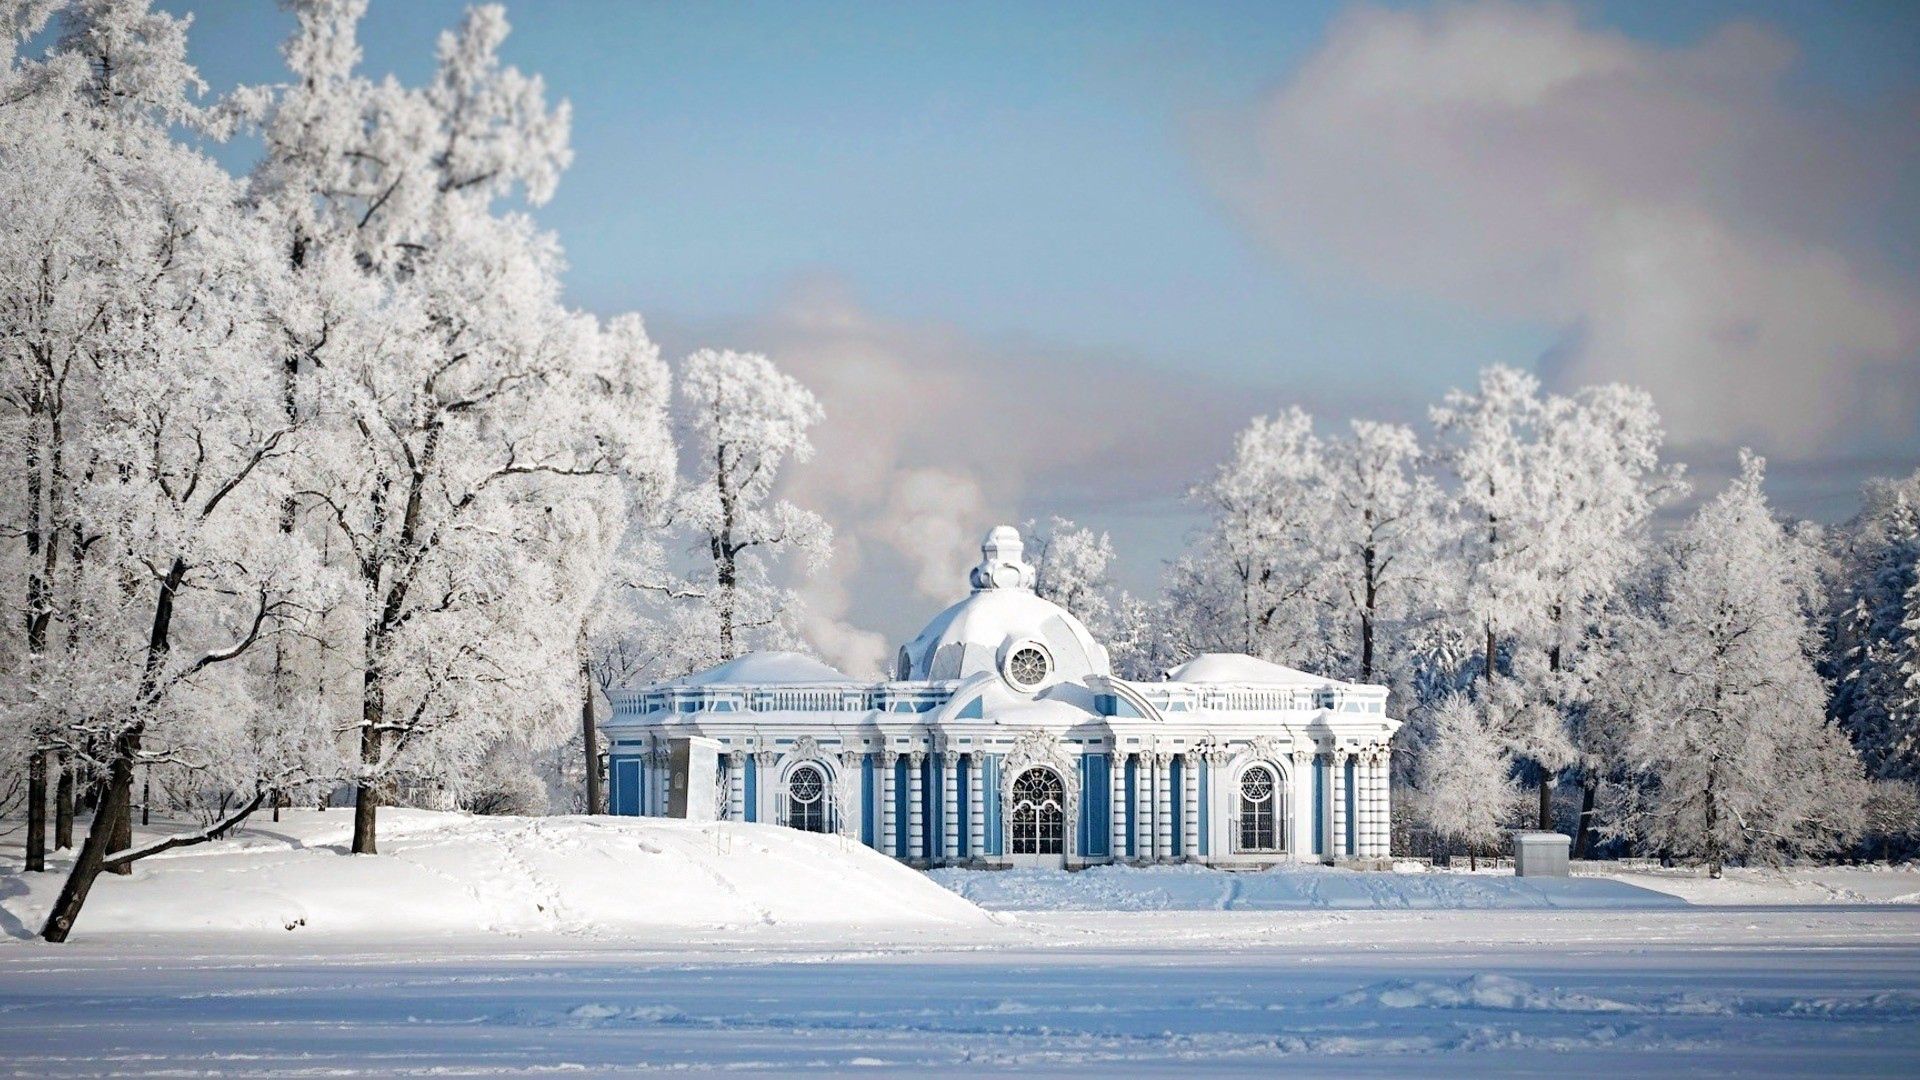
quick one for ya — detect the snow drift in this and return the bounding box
[1,809,990,941]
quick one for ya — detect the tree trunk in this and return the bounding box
[54,755,74,849]
[40,745,134,943]
[25,751,47,871]
[352,779,378,855]
[352,671,380,856]
[1359,530,1376,684]
[1537,776,1553,832]
[1572,778,1597,858]
[581,648,601,816]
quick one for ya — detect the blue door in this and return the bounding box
[613,758,641,816]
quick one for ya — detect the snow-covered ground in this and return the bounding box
[3,813,1918,1076]
[0,809,987,940]
[930,861,1688,911]
[929,860,1920,912]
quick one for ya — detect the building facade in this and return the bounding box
[604,526,1400,867]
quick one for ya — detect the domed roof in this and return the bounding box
[896,526,1110,684]
[677,651,852,685]
[1165,653,1338,686]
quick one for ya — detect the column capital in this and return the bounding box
[907,750,926,765]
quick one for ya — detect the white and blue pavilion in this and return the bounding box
[604,526,1400,868]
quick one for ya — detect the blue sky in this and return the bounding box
[157,1,1920,662]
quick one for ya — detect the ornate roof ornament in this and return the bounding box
[969,525,1037,592]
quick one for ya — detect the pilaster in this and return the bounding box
[878,751,898,857]
[1179,752,1200,859]
[941,752,960,862]
[967,754,985,860]
[907,751,926,862]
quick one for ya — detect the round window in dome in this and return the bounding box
[1005,645,1051,688]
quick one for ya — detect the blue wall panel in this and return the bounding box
[1345,757,1357,857]
[744,755,758,823]
[983,756,1002,856]
[1313,755,1326,857]
[1079,753,1110,858]
[861,754,875,846]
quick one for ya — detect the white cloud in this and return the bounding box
[1200,0,1920,455]
[665,277,1261,665]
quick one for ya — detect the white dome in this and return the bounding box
[678,651,852,685]
[1165,653,1338,686]
[895,526,1110,685]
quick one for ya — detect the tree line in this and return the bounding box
[1028,370,1919,875]
[0,0,824,941]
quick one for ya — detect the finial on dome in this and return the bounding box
[969,525,1037,591]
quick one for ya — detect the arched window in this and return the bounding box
[1010,768,1065,855]
[787,764,828,833]
[1238,766,1279,852]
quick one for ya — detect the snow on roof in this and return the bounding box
[1164,653,1340,687]
[900,587,1108,682]
[677,651,853,686]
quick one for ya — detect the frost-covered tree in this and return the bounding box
[1417,693,1521,867]
[1432,368,1682,830]
[1027,516,1115,630]
[1823,470,1920,782]
[1101,591,1177,680]
[0,0,339,942]
[1601,454,1866,875]
[1318,420,1449,685]
[1169,407,1330,665]
[662,349,829,664]
[1431,367,1547,685]
[237,2,637,855]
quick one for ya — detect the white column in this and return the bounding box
[907,751,926,862]
[967,754,985,861]
[727,752,745,822]
[1289,750,1312,860]
[1355,752,1372,857]
[1331,750,1350,860]
[1133,751,1152,862]
[1180,752,1200,860]
[754,751,776,825]
[1371,751,1390,857]
[1153,753,1174,862]
[1377,748,1394,858]
[941,753,960,864]
[1109,751,1127,862]
[653,747,669,815]
[879,751,898,857]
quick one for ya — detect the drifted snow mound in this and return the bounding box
[2,809,989,940]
